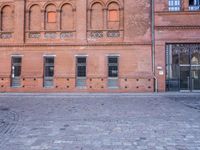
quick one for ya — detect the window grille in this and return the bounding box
[44,57,54,87]
[168,0,181,11]
[108,56,119,88]
[11,57,22,87]
[189,0,200,10]
[76,57,87,88]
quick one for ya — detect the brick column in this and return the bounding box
[103,8,107,30]
[26,10,30,31]
[14,0,25,43]
[76,0,87,42]
[182,0,189,11]
[73,8,76,31]
[41,10,45,30]
[87,9,91,29]
[57,9,61,30]
[0,11,1,31]
[119,8,124,30]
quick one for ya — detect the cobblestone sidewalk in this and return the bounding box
[0,94,199,150]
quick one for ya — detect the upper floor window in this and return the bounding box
[189,0,200,10]
[168,0,181,11]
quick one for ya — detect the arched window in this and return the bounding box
[30,5,41,30]
[107,2,120,29]
[91,2,103,29]
[45,4,57,30]
[1,5,14,31]
[61,4,74,30]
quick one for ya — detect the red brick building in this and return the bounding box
[0,0,199,92]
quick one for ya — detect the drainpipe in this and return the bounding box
[151,0,158,92]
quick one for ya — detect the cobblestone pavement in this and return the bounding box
[0,93,200,150]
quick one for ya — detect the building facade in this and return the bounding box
[0,0,199,92]
[155,0,200,92]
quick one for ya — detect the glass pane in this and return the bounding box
[109,66,118,77]
[180,49,190,64]
[76,78,86,87]
[44,78,54,87]
[108,57,118,63]
[108,78,118,88]
[45,57,54,64]
[77,66,86,77]
[172,53,179,65]
[77,57,86,63]
[12,57,21,63]
[191,66,200,90]
[191,50,200,65]
[180,66,190,90]
[14,66,21,77]
[45,66,54,77]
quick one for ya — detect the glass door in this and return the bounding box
[180,66,190,91]
[191,66,200,91]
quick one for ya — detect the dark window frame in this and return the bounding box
[11,56,22,87]
[189,0,200,10]
[107,56,119,88]
[43,56,55,88]
[76,56,87,88]
[168,0,181,11]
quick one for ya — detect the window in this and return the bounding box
[11,57,22,87]
[189,0,200,10]
[168,0,181,11]
[44,57,54,87]
[47,11,56,23]
[108,56,119,88]
[166,44,200,91]
[76,57,87,88]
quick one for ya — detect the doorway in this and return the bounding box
[166,44,200,92]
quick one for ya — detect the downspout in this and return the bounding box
[151,0,158,92]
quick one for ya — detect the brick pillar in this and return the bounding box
[0,12,1,31]
[119,8,124,30]
[57,9,61,30]
[182,0,189,11]
[41,10,45,30]
[14,0,25,43]
[103,8,107,30]
[87,9,91,29]
[76,0,87,42]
